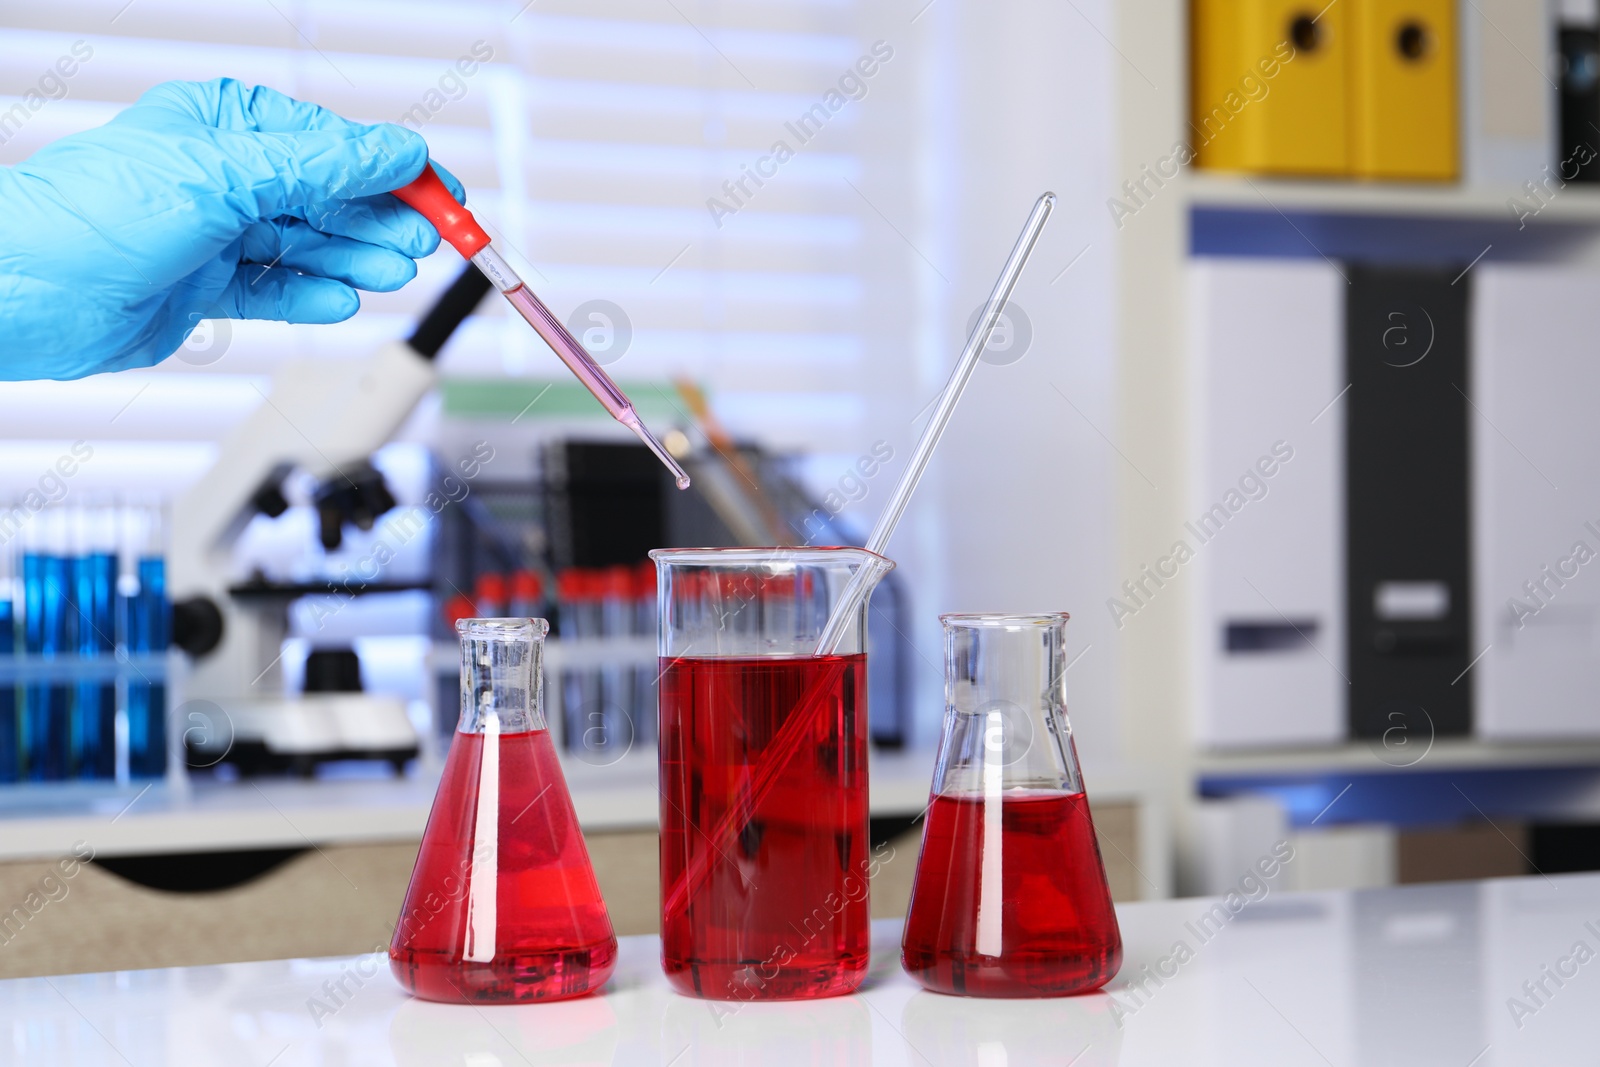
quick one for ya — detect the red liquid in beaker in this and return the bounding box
[659,654,870,1000]
[901,790,1122,997]
[389,728,617,1003]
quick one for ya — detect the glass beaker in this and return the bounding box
[901,613,1122,997]
[652,547,894,1001]
[390,618,617,1003]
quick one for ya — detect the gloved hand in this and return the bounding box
[0,78,463,380]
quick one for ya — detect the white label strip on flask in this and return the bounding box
[975,710,1005,958]
[464,712,500,963]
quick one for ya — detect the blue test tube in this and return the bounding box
[71,506,117,780]
[0,539,17,784]
[22,508,72,781]
[124,554,168,779]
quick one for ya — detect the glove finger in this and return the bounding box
[137,84,468,193]
[219,122,430,220]
[299,194,442,260]
[218,265,360,324]
[139,78,361,136]
[140,80,462,254]
[430,160,467,202]
[303,159,465,257]
[239,219,417,292]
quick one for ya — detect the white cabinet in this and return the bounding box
[1472,265,1600,740]
[1189,259,1346,748]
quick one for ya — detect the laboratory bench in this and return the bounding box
[5,872,1593,1066]
[0,754,1166,980]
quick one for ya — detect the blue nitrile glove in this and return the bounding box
[0,78,465,380]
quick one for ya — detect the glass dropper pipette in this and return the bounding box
[393,166,691,489]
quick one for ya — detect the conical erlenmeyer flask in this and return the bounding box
[390,618,617,1003]
[902,613,1122,997]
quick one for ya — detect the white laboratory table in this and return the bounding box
[5,872,1597,1066]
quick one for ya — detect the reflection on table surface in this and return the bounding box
[8,875,1600,1065]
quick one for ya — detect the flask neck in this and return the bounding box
[458,618,549,735]
[934,613,1082,795]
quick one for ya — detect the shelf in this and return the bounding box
[1186,172,1600,225]
[1196,737,1600,778]
[0,749,1160,863]
[0,750,896,862]
[0,763,656,864]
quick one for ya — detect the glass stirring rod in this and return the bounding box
[393,165,691,489]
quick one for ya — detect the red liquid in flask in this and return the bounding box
[901,790,1122,997]
[659,654,870,1000]
[389,728,617,1003]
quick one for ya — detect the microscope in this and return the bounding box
[170,267,491,774]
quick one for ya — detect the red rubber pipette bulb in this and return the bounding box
[392,164,491,259]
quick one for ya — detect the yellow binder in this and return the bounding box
[1192,0,1348,175]
[1348,0,1458,180]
